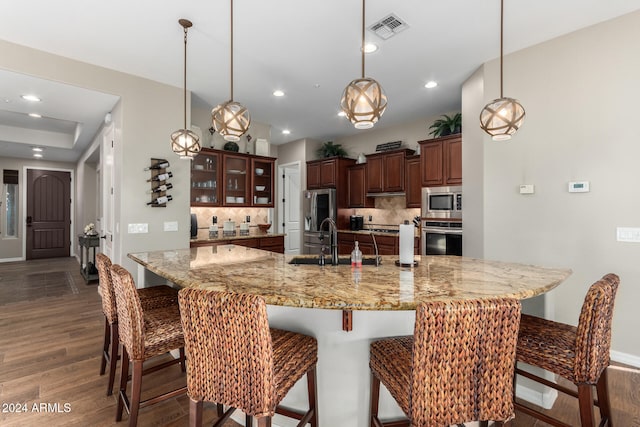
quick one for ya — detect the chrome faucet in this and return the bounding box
[369,232,382,266]
[319,217,338,265]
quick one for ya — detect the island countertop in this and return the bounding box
[128,245,571,310]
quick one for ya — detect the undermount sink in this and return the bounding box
[288,256,379,266]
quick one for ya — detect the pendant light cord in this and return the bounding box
[361,0,365,78]
[183,25,188,129]
[499,0,504,98]
[230,0,234,101]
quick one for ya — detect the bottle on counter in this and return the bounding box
[351,241,362,268]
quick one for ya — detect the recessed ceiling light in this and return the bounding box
[425,81,438,89]
[33,153,43,158]
[272,90,285,97]
[363,43,378,53]
[32,147,43,152]
[21,94,41,102]
[338,111,347,117]
[282,129,291,135]
[29,113,42,118]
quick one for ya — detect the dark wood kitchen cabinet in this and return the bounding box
[306,157,354,189]
[347,164,374,208]
[419,134,462,187]
[405,155,421,208]
[366,149,414,194]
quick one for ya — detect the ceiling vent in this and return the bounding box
[368,14,408,40]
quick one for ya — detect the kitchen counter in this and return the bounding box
[190,228,285,243]
[129,245,570,311]
[338,228,420,237]
[128,245,571,427]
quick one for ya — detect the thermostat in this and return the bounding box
[568,181,590,193]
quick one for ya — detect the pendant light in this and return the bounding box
[212,0,251,142]
[479,0,525,141]
[171,19,201,159]
[340,0,387,130]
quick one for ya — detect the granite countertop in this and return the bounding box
[129,246,571,311]
[191,228,285,243]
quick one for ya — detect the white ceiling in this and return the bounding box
[1,0,639,162]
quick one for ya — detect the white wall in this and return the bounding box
[0,39,190,273]
[463,10,640,361]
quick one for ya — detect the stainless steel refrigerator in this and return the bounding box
[302,188,336,254]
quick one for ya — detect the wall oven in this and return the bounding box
[421,186,462,219]
[422,220,463,256]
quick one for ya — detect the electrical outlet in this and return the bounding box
[164,221,178,232]
[368,215,373,222]
[246,215,251,223]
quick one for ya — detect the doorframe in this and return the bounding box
[21,166,75,260]
[277,160,301,253]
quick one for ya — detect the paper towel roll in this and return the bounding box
[399,223,414,265]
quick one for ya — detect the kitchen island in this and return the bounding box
[129,245,571,427]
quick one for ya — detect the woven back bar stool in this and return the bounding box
[96,253,179,396]
[110,264,187,427]
[178,288,318,427]
[515,273,620,427]
[369,298,522,427]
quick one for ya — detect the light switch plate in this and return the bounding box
[519,184,535,194]
[617,227,640,242]
[164,221,178,232]
[127,223,148,233]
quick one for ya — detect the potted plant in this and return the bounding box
[317,141,348,158]
[428,113,462,137]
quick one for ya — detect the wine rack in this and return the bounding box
[147,158,172,207]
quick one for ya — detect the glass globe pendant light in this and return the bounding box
[479,0,525,141]
[340,0,387,130]
[212,0,251,142]
[170,19,201,159]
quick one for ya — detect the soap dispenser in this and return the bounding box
[351,241,362,268]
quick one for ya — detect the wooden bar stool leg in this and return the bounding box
[128,359,143,427]
[100,316,110,375]
[257,417,271,427]
[116,347,130,422]
[596,369,613,427]
[370,373,381,427]
[107,322,119,396]
[189,397,203,427]
[179,347,186,372]
[246,414,252,426]
[307,367,318,427]
[577,383,596,427]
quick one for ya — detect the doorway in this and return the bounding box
[25,168,72,259]
[277,161,301,254]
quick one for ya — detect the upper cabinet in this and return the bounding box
[405,155,421,208]
[306,157,354,190]
[191,149,275,207]
[419,134,462,187]
[365,149,415,194]
[347,164,374,208]
[191,149,221,206]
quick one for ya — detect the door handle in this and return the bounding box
[26,216,32,227]
[100,235,107,240]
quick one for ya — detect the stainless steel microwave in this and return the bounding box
[422,186,462,219]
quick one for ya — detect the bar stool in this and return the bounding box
[515,273,620,427]
[110,264,187,427]
[178,288,318,427]
[369,298,522,427]
[96,253,179,396]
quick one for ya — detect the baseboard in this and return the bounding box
[0,256,24,263]
[611,350,640,368]
[515,382,558,410]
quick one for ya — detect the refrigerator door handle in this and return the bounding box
[310,192,317,232]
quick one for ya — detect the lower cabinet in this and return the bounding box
[190,236,284,253]
[337,232,419,256]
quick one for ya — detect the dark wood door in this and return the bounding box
[347,164,373,208]
[366,156,384,193]
[320,159,337,187]
[444,137,462,185]
[306,162,321,189]
[26,169,71,259]
[420,140,444,186]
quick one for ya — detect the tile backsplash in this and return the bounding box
[192,207,270,229]
[352,196,420,227]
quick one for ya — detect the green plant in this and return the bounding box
[317,141,348,158]
[428,113,462,137]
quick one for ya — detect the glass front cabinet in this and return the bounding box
[191,150,275,207]
[190,149,220,206]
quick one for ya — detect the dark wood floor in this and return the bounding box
[1,257,638,426]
